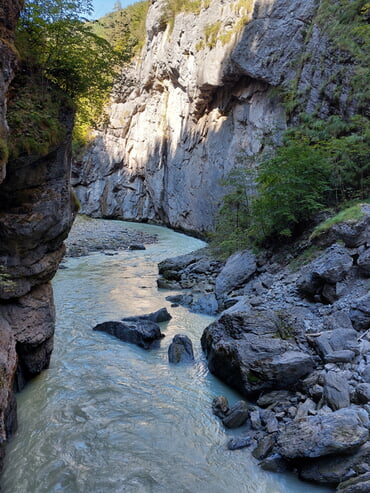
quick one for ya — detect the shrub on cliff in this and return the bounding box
[212,114,370,252]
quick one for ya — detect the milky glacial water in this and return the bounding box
[2,222,333,493]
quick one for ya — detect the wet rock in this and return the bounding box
[168,334,194,364]
[212,396,229,419]
[227,435,252,450]
[277,408,369,459]
[122,307,172,324]
[323,371,351,410]
[222,400,249,428]
[349,294,370,331]
[93,320,163,350]
[257,391,294,408]
[337,472,370,493]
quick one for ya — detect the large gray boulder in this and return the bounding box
[201,310,314,397]
[215,249,257,302]
[277,408,369,459]
[222,400,249,428]
[93,320,164,350]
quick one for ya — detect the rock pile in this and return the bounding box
[158,204,370,490]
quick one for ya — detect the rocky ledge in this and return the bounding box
[157,204,370,491]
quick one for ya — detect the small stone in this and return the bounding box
[227,435,252,450]
[212,396,229,419]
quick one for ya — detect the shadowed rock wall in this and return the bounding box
[0,0,75,469]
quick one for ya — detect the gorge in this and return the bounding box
[0,0,369,490]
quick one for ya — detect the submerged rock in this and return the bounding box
[168,334,194,364]
[93,320,164,350]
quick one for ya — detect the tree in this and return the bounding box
[17,0,121,99]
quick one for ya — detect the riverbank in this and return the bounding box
[157,204,370,492]
[64,215,158,257]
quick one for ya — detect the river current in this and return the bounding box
[2,222,332,493]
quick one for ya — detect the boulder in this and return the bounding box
[300,442,370,484]
[252,434,276,460]
[168,334,194,364]
[215,249,257,302]
[349,293,370,331]
[313,328,358,359]
[93,320,163,350]
[222,400,249,428]
[122,307,172,324]
[277,408,369,459]
[201,310,314,397]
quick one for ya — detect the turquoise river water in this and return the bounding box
[1,222,333,493]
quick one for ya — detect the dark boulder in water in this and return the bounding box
[168,334,194,364]
[93,320,164,350]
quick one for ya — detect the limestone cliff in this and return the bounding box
[73,0,358,234]
[0,0,75,468]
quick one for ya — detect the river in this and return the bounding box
[2,222,333,493]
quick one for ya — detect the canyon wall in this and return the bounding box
[0,0,75,467]
[73,0,357,234]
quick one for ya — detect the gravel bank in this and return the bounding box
[64,215,158,257]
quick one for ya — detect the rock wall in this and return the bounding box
[0,0,75,469]
[73,0,357,234]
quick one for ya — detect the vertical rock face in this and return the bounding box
[73,0,288,233]
[0,0,75,469]
[73,0,357,234]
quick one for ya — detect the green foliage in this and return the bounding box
[7,71,69,158]
[0,138,9,166]
[161,0,202,32]
[14,0,127,156]
[0,267,16,293]
[209,167,254,257]
[90,1,149,60]
[310,202,368,239]
[281,0,370,114]
[212,114,370,253]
